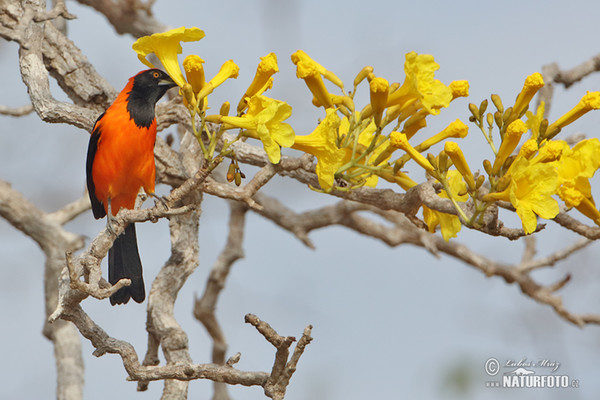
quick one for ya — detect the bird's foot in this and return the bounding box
[148,192,169,210]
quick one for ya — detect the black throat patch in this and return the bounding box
[126,88,157,129]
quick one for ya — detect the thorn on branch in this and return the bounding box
[226,352,241,367]
[548,274,571,293]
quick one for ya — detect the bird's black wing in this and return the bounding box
[86,112,107,219]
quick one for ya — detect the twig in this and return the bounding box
[47,193,91,225]
[0,104,34,116]
[245,314,313,400]
[517,237,592,273]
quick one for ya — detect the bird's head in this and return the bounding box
[130,69,177,105]
[125,69,178,128]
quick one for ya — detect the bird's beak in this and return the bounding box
[159,76,177,89]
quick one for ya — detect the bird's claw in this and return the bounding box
[149,192,169,210]
[106,214,118,236]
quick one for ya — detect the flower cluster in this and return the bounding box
[472,77,600,235]
[132,27,289,161]
[132,27,600,241]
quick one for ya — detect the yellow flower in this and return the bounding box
[492,119,528,174]
[444,141,475,189]
[369,77,389,126]
[556,138,600,223]
[423,170,468,241]
[389,131,435,172]
[546,91,600,139]
[220,95,294,164]
[562,138,600,178]
[195,60,240,101]
[237,53,279,113]
[387,52,453,115]
[558,188,600,224]
[293,109,345,191]
[291,50,344,90]
[449,80,469,99]
[294,57,334,109]
[182,55,205,111]
[485,156,559,234]
[511,72,544,120]
[182,55,205,94]
[525,101,545,141]
[530,140,568,164]
[517,139,539,159]
[389,119,468,171]
[415,119,468,152]
[132,26,205,88]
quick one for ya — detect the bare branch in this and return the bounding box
[517,237,593,272]
[539,53,600,116]
[33,0,76,22]
[57,302,310,391]
[75,0,168,38]
[143,188,202,397]
[17,14,98,129]
[47,194,91,226]
[194,202,248,400]
[521,235,537,264]
[0,103,34,116]
[245,314,313,400]
[241,191,600,328]
[202,178,263,210]
[553,54,600,88]
[0,176,86,400]
[552,209,600,239]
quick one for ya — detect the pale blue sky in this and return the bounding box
[1,1,600,399]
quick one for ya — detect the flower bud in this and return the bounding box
[491,94,504,113]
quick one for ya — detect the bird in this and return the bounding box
[86,69,176,305]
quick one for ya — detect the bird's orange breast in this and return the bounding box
[91,98,157,216]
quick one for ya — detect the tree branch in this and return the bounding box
[194,201,248,400]
[0,103,34,116]
[75,0,168,38]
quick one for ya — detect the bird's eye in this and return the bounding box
[152,71,160,78]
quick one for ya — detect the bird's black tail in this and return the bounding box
[108,223,145,305]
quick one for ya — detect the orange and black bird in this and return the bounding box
[86,69,176,305]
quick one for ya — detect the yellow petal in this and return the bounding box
[293,110,344,190]
[449,80,469,99]
[132,27,205,88]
